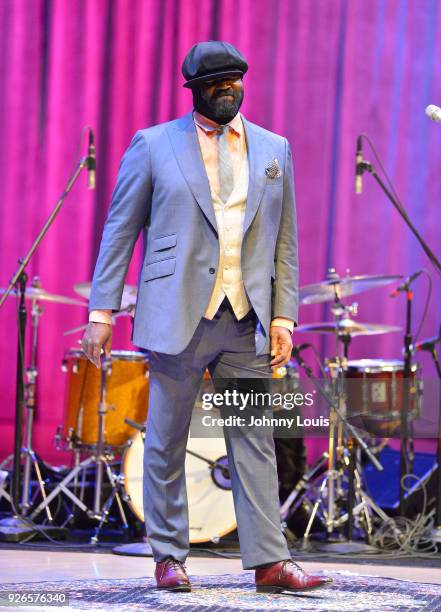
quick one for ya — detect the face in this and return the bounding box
[192,76,244,124]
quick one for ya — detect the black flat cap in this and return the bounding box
[182,41,248,88]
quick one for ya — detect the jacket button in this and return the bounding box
[209,267,215,274]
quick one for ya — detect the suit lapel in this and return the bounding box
[167,112,217,234]
[242,117,267,236]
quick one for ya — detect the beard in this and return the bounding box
[193,86,244,124]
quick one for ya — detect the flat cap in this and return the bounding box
[182,41,248,88]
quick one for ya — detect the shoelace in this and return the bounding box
[166,558,187,572]
[279,559,303,579]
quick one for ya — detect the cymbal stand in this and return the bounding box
[21,278,51,518]
[0,146,92,541]
[293,353,383,547]
[280,451,329,523]
[428,338,441,543]
[88,357,128,544]
[293,277,384,546]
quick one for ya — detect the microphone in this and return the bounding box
[390,269,423,298]
[413,334,441,352]
[87,129,96,190]
[425,104,441,123]
[355,136,363,194]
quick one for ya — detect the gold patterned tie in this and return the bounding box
[217,125,234,203]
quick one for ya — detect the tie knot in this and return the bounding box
[217,125,230,135]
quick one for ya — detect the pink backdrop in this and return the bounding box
[1,0,440,464]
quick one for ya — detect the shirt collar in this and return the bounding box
[193,110,243,137]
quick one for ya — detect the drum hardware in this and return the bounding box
[21,280,51,518]
[390,271,423,514]
[30,456,95,521]
[0,136,94,541]
[0,470,12,507]
[31,451,129,543]
[419,332,441,544]
[292,346,385,548]
[34,352,149,542]
[87,356,129,544]
[280,451,329,523]
[292,272,393,547]
[0,278,88,528]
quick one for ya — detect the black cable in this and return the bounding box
[413,269,433,344]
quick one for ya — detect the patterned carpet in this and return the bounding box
[1,572,441,611]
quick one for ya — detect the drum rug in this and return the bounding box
[1,571,440,611]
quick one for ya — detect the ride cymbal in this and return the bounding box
[299,274,402,305]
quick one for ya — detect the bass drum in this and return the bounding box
[123,431,237,544]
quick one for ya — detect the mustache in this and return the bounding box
[214,89,235,98]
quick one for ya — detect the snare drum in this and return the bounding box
[345,359,422,436]
[61,349,149,447]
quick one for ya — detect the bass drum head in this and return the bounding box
[123,432,236,544]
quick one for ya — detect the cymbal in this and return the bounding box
[74,282,137,310]
[299,274,402,305]
[0,286,88,307]
[295,319,401,337]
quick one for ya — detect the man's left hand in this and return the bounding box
[270,326,293,368]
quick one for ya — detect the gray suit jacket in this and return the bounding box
[89,111,298,355]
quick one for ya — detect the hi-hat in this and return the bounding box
[74,282,137,310]
[299,274,402,305]
[0,286,88,307]
[295,319,401,337]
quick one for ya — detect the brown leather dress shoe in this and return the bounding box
[255,559,332,593]
[155,558,191,592]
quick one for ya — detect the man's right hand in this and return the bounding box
[81,322,112,368]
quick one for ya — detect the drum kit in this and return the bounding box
[0,267,431,548]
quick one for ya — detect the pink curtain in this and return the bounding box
[1,0,440,464]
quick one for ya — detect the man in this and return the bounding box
[82,41,331,594]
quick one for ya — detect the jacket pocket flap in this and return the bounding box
[152,234,177,252]
[145,257,176,281]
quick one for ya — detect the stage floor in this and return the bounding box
[1,549,441,585]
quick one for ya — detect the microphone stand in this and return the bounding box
[357,157,441,515]
[428,343,441,543]
[0,154,90,541]
[356,159,441,275]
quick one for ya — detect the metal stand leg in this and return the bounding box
[30,457,95,520]
[90,459,128,545]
